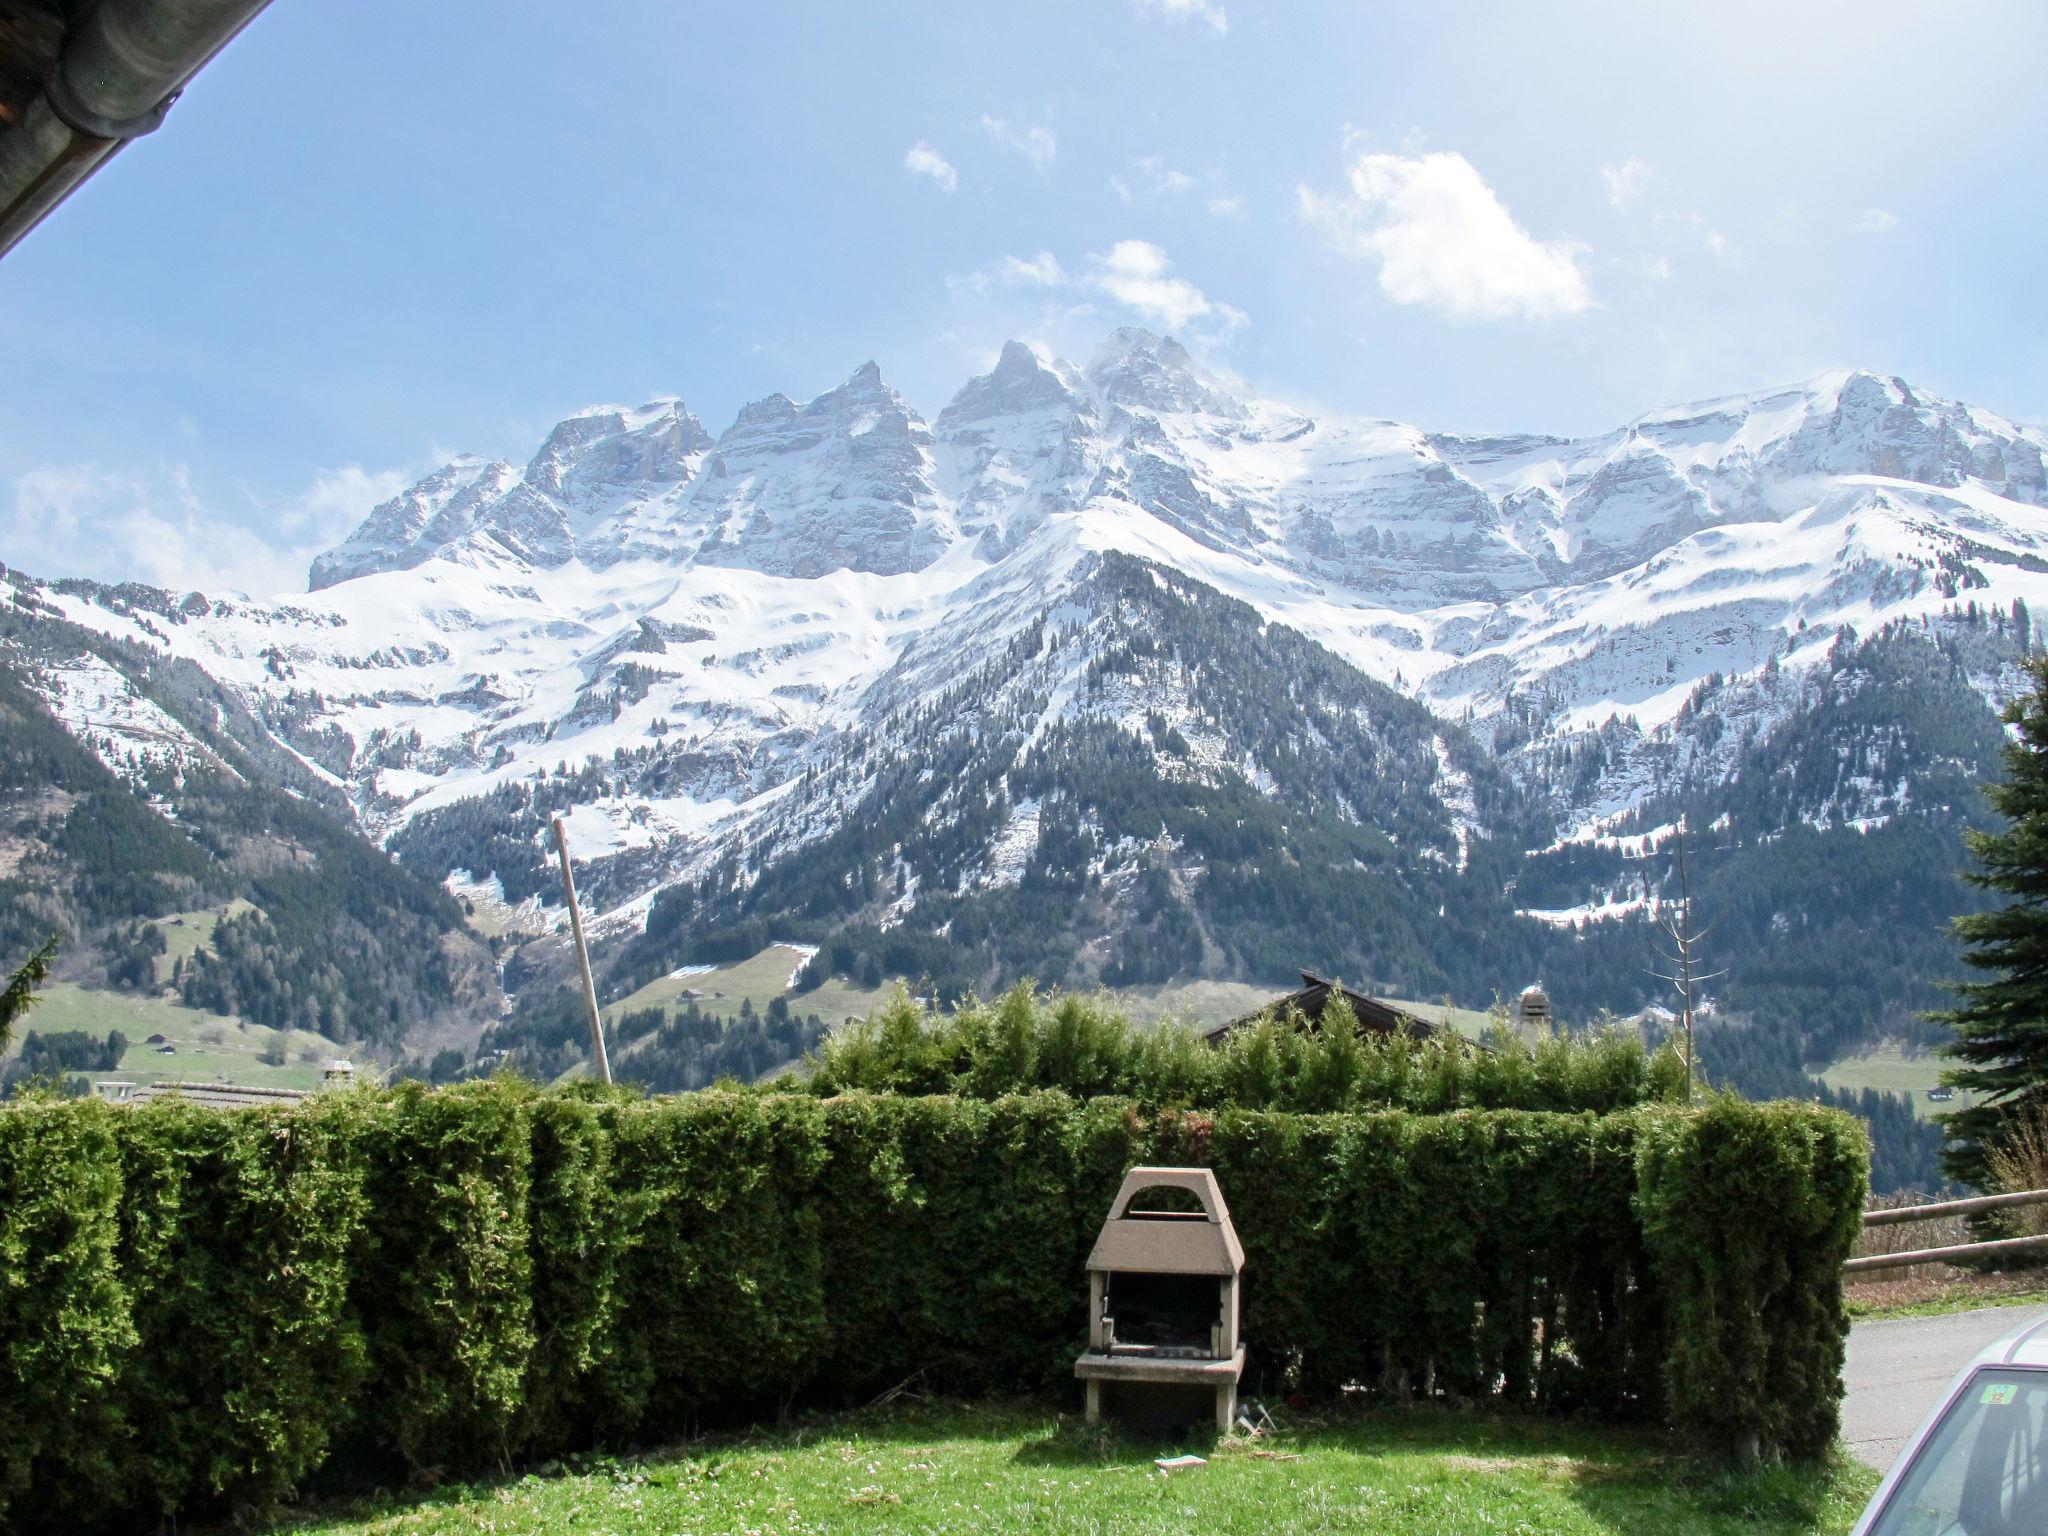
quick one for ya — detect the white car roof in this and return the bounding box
[1972,1310,2048,1370]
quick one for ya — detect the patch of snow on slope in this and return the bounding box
[978,798,1041,889]
[29,652,221,786]
[1432,736,1480,871]
[1517,893,1659,927]
[1538,818,1682,859]
[784,944,820,987]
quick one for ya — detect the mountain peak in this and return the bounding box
[727,393,801,438]
[995,338,1046,376]
[1091,325,1183,366]
[307,456,516,590]
[1086,327,1245,420]
[937,339,1081,431]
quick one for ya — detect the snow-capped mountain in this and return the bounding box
[9,330,2047,1014]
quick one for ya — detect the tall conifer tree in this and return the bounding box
[0,935,58,1052]
[1940,655,2048,1185]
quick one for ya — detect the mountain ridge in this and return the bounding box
[14,334,2047,918]
[6,331,2047,1180]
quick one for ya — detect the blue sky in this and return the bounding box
[5,0,2047,595]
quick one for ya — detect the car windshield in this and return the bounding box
[1868,1368,2048,1536]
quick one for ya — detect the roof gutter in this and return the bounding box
[0,0,273,261]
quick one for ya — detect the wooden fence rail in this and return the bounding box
[1846,1187,2048,1275]
[1862,1188,2048,1228]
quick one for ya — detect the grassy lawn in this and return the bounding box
[605,944,896,1030]
[259,1400,1878,1536]
[148,898,260,985]
[1847,1282,2048,1322]
[4,898,340,1093]
[12,982,337,1092]
[1113,977,1281,1029]
[1818,1043,1953,1119]
[1383,998,1503,1044]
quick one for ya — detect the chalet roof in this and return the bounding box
[1200,971,1436,1047]
[129,1080,308,1110]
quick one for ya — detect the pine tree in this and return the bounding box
[0,935,59,1052]
[1938,654,2048,1185]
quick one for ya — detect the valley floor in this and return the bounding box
[256,1399,1877,1536]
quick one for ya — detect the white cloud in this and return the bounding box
[1111,155,1196,204]
[6,460,408,598]
[947,250,1068,298]
[1601,156,1654,209]
[1206,195,1246,218]
[978,115,1056,169]
[1085,239,1245,334]
[903,141,958,193]
[945,239,1244,345]
[1301,150,1594,321]
[1855,207,1899,235]
[1135,0,1227,34]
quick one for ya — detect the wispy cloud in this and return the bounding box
[1601,159,1739,270]
[903,141,958,193]
[978,115,1056,169]
[1134,0,1227,35]
[1086,239,1245,334]
[1111,155,1196,205]
[7,461,408,597]
[1855,207,1899,235]
[948,239,1245,343]
[1601,156,1654,210]
[1301,149,1593,321]
[1206,195,1246,218]
[1653,208,1737,264]
[947,251,1068,299]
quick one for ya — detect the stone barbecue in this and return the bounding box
[1074,1166,1245,1431]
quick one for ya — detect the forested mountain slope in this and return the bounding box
[0,587,499,1050]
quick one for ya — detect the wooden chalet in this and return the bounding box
[1199,971,1437,1047]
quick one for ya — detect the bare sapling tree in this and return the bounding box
[1646,816,1726,1099]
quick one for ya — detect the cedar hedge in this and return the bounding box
[802,985,1693,1113]
[0,1084,1864,1530]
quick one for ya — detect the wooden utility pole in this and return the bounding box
[551,815,612,1085]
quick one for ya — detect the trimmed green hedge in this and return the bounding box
[0,1084,1865,1529]
[803,986,1691,1113]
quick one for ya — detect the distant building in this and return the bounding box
[1518,983,1552,1037]
[322,1059,354,1088]
[1200,971,1438,1047]
[145,1032,168,1044]
[125,1082,309,1110]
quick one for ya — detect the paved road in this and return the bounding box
[1843,1305,2048,1471]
